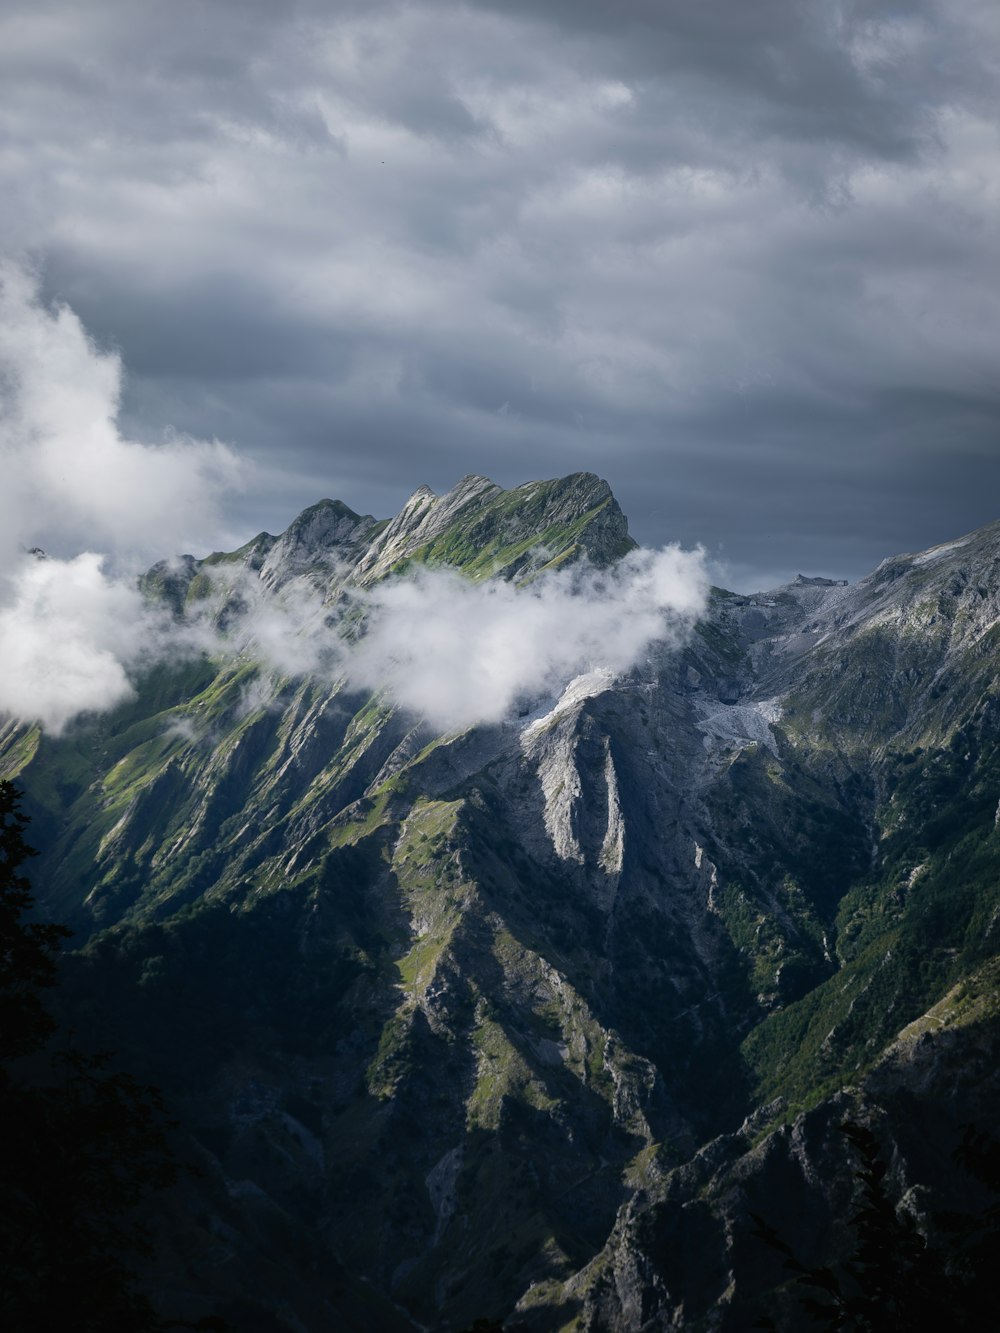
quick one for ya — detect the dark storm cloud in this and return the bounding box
[467,0,937,160]
[1,0,998,586]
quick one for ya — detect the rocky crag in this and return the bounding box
[3,474,1000,1330]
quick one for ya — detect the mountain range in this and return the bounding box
[4,472,1000,1331]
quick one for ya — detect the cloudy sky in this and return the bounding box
[2,0,998,587]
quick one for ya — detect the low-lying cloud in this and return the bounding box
[0,553,195,735]
[0,538,709,737]
[0,266,239,732]
[346,551,707,729]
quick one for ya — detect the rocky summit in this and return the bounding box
[3,474,1000,1330]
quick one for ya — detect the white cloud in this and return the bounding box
[0,553,157,733]
[0,534,708,739]
[184,543,708,734]
[172,538,708,735]
[0,265,247,733]
[343,546,708,729]
[0,262,244,569]
[197,563,343,680]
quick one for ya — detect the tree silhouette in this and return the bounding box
[0,777,68,1061]
[932,1124,1000,1323]
[0,779,221,1331]
[751,1119,1000,1330]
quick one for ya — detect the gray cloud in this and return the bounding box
[1,0,998,586]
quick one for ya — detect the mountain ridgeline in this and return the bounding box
[3,473,1000,1330]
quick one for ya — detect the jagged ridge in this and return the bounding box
[2,483,1000,1330]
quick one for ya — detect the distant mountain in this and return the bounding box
[3,476,1000,1330]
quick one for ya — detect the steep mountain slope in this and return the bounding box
[3,478,1000,1330]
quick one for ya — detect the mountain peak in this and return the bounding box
[142,472,638,610]
[354,471,635,583]
[255,497,378,587]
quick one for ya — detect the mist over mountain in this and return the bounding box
[3,472,1000,1330]
[0,274,712,741]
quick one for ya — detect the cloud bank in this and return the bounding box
[346,548,707,729]
[0,553,202,734]
[0,540,709,738]
[167,543,709,735]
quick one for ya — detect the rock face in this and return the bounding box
[3,477,1000,1330]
